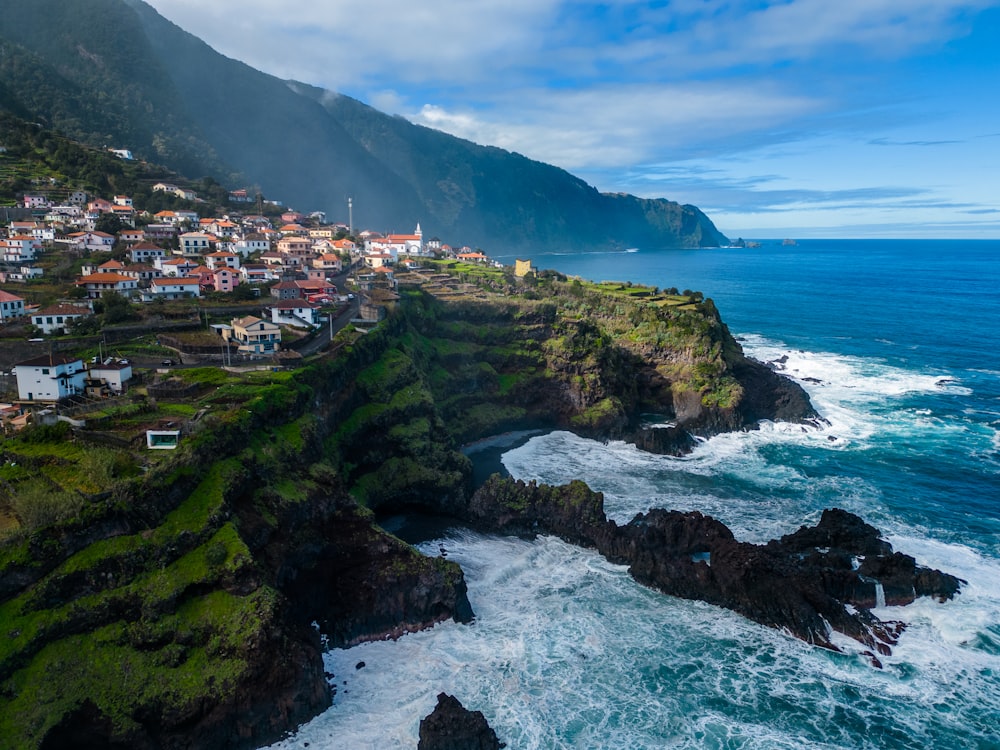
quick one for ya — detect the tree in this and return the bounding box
[94,212,123,236]
[98,291,136,324]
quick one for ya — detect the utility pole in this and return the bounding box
[348,197,353,236]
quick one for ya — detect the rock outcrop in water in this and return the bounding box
[418,693,506,750]
[466,477,963,660]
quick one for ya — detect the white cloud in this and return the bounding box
[410,82,823,172]
[147,1,999,90]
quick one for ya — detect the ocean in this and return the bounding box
[268,239,1000,749]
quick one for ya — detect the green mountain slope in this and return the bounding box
[0,0,728,251]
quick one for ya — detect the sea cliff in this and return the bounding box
[0,263,832,748]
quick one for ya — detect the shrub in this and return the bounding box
[10,482,86,530]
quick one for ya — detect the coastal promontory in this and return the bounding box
[0,260,865,748]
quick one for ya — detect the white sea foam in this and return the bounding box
[500,429,883,541]
[266,531,1000,750]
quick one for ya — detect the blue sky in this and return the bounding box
[146,0,1000,238]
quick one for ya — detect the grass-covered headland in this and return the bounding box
[0,262,814,748]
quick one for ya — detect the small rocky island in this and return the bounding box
[0,262,959,748]
[418,693,506,750]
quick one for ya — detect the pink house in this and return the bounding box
[211,267,239,293]
[22,195,49,209]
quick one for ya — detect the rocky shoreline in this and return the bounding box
[463,476,963,665]
[1,275,963,749]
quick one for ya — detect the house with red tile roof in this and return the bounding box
[75,273,138,299]
[120,264,163,286]
[0,290,26,322]
[312,253,343,275]
[210,267,240,294]
[147,276,202,300]
[118,228,145,245]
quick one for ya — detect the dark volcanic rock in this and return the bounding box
[625,424,697,456]
[418,693,505,750]
[467,477,963,658]
[268,492,474,649]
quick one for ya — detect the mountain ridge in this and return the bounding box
[0,0,728,251]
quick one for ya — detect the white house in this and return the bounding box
[75,273,138,299]
[14,355,87,401]
[147,277,202,300]
[205,219,238,238]
[31,303,92,335]
[268,299,320,328]
[157,257,199,277]
[129,242,167,264]
[204,251,240,271]
[88,359,133,394]
[5,266,44,282]
[240,264,274,285]
[151,183,196,201]
[67,231,115,252]
[366,224,423,256]
[234,235,270,258]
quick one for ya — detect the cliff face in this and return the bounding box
[0,461,473,749]
[392,266,816,454]
[0,265,816,748]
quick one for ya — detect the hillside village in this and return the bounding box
[0,186,514,434]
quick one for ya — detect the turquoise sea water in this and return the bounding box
[269,240,1000,749]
